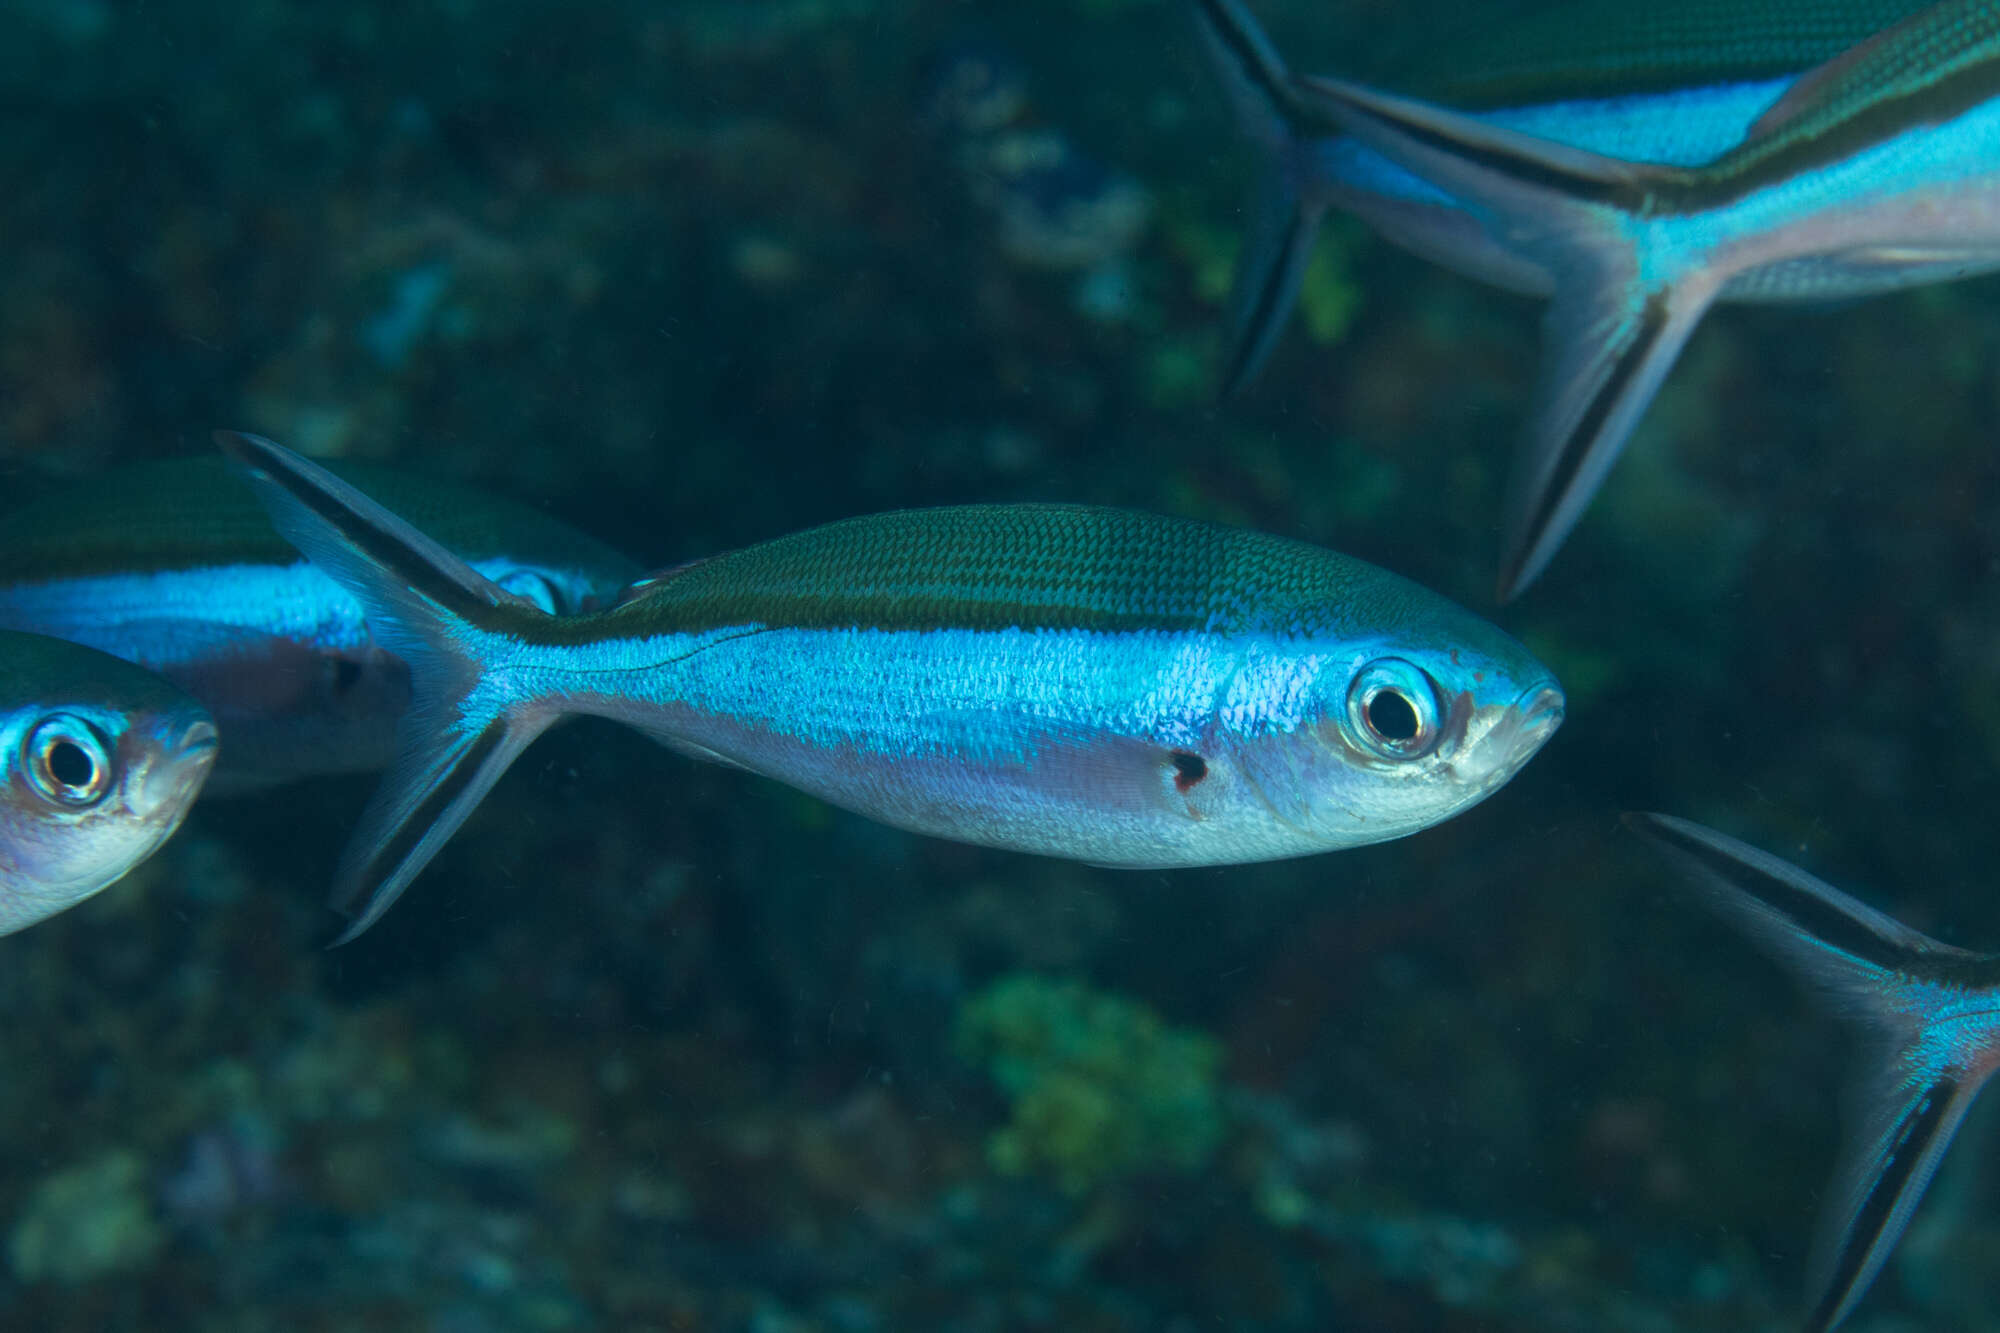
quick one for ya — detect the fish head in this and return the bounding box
[1255,618,1563,848]
[0,642,218,936]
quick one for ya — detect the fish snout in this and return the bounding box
[1452,678,1564,792]
[175,717,221,763]
[130,715,219,818]
[1515,682,1565,749]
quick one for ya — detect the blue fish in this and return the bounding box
[0,630,216,936]
[216,432,1563,942]
[1628,812,2000,1333]
[0,458,637,793]
[1194,0,1992,597]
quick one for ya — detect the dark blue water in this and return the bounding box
[4,0,1999,1328]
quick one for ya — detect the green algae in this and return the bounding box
[9,1151,165,1285]
[1297,228,1364,346]
[956,974,1223,1195]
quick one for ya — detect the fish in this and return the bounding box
[1193,0,1993,597]
[0,457,639,794]
[0,630,217,936]
[1626,812,2000,1333]
[216,431,1564,943]
[1194,0,1925,378]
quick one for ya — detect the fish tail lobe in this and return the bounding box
[1498,261,1715,600]
[1277,69,1713,597]
[1626,812,2000,1333]
[1189,0,1328,396]
[214,432,563,941]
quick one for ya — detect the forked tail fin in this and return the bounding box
[1189,0,1333,395]
[1626,812,2000,1333]
[1284,71,1715,598]
[215,432,564,942]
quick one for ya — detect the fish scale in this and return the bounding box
[605,505,1406,637]
[1670,0,2000,202]
[1409,0,1933,105]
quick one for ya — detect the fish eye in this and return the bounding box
[24,714,114,808]
[493,568,565,614]
[1345,659,1442,761]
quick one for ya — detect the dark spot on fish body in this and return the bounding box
[1171,750,1207,793]
[332,658,364,694]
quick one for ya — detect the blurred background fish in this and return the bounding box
[0,630,216,937]
[0,458,637,793]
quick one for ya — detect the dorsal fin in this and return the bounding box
[617,554,719,605]
[1747,6,1941,138]
[1723,0,2000,170]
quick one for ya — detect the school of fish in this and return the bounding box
[7,2,1999,1328]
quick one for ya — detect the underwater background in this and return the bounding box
[5,0,2000,1329]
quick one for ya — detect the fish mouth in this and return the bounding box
[131,717,220,818]
[175,718,221,763]
[1455,680,1565,792]
[1513,683,1565,749]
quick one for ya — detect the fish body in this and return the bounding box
[0,458,639,793]
[0,630,217,936]
[1198,0,1928,365]
[1195,0,1992,596]
[1628,813,2000,1333]
[217,433,1563,941]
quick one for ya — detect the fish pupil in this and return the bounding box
[1367,690,1420,743]
[46,739,95,788]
